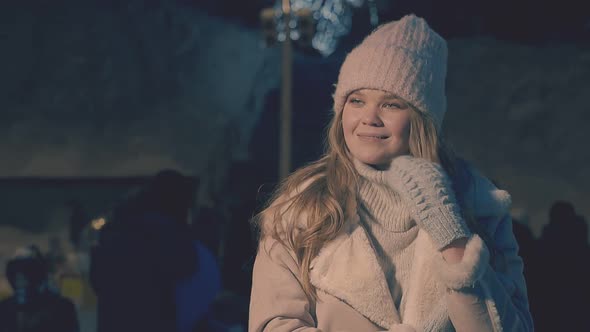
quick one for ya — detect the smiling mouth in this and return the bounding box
[357,135,390,140]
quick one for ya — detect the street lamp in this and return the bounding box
[260,0,376,181]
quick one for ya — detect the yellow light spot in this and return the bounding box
[91,218,106,230]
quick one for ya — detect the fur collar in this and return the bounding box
[309,219,450,331]
[309,164,511,331]
[310,213,400,329]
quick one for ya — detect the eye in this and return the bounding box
[382,102,404,110]
[348,97,364,106]
[383,103,402,108]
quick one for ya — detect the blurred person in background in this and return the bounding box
[534,201,590,331]
[0,245,79,332]
[90,169,220,332]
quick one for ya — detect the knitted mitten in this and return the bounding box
[384,155,471,250]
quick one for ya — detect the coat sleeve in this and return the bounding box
[432,214,534,332]
[249,237,322,332]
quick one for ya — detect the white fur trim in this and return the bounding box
[463,165,512,218]
[310,224,400,330]
[433,234,490,290]
[482,289,504,332]
[402,231,452,331]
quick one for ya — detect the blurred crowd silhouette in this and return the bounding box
[514,200,590,332]
[0,163,588,331]
[0,245,79,332]
[90,169,218,332]
[87,165,260,332]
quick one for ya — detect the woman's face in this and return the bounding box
[342,89,412,168]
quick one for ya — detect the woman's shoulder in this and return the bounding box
[258,175,322,237]
[453,158,512,219]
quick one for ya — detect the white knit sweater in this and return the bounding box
[358,172,419,317]
[356,160,495,331]
[250,159,533,332]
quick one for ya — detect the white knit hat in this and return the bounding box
[333,14,448,130]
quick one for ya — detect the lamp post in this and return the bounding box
[279,0,293,182]
[260,0,375,181]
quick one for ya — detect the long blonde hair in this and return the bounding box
[253,102,491,301]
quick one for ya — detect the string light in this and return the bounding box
[264,0,372,56]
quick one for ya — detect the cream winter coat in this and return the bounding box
[249,164,534,332]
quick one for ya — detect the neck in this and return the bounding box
[354,158,415,232]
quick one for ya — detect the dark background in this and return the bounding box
[0,0,588,330]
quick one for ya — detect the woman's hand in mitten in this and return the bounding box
[384,154,471,250]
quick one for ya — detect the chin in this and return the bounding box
[357,151,411,168]
[358,156,391,168]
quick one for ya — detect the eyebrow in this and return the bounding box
[349,91,404,101]
[383,94,404,101]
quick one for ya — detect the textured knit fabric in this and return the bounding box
[355,158,491,329]
[249,162,534,331]
[357,157,419,313]
[383,155,472,250]
[333,14,448,130]
[354,156,472,250]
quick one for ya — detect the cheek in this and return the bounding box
[341,109,356,141]
[388,115,411,139]
[342,125,354,152]
[401,121,411,140]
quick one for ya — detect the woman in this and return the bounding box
[249,14,533,332]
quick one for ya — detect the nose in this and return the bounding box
[361,105,383,127]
